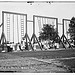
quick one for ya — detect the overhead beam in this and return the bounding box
[2,11,27,15]
[34,15,57,19]
[27,20,33,22]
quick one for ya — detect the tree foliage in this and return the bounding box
[68,17,75,45]
[39,24,58,42]
[68,17,75,39]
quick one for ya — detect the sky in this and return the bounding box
[0,1,75,43]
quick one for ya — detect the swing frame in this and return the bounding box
[2,11,34,51]
[1,11,73,51]
[2,11,27,43]
[61,19,73,49]
[33,15,58,34]
[32,15,68,49]
[31,15,58,50]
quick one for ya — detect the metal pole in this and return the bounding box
[56,18,58,33]
[65,21,68,38]
[62,19,64,42]
[13,14,14,43]
[2,11,4,33]
[33,15,35,44]
[33,15,35,34]
[26,15,27,44]
[17,15,19,43]
[2,11,4,50]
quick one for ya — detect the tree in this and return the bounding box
[68,17,75,45]
[39,24,58,43]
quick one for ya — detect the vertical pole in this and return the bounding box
[56,18,58,33]
[33,15,35,35]
[26,15,27,44]
[33,15,35,44]
[2,11,4,50]
[62,19,64,42]
[66,21,68,38]
[26,15,27,35]
[56,18,58,43]
[2,11,4,33]
[13,14,14,43]
[17,15,19,43]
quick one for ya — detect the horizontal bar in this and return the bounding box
[63,19,71,21]
[58,23,63,25]
[33,15,57,19]
[27,20,33,22]
[2,11,27,16]
[63,19,75,22]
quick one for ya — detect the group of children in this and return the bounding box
[5,40,60,52]
[6,43,23,52]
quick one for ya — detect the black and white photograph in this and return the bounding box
[0,0,75,73]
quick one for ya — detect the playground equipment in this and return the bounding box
[31,15,57,50]
[0,11,73,52]
[33,15,58,36]
[0,11,33,51]
[2,11,27,43]
[31,15,66,50]
[61,19,73,49]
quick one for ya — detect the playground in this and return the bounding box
[0,11,74,73]
[0,11,74,52]
[0,1,75,73]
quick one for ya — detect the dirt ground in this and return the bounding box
[0,49,75,73]
[0,53,69,73]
